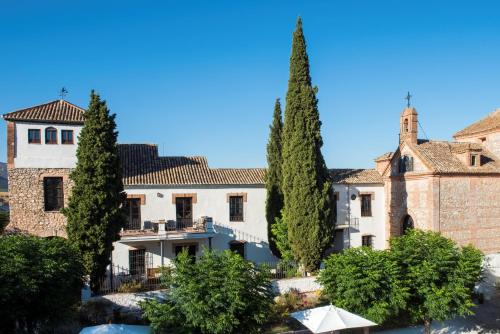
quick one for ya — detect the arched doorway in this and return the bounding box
[401,215,414,235]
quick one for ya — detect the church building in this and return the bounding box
[375,106,500,254]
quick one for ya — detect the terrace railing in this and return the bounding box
[96,264,163,295]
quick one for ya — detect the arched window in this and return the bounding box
[398,155,414,173]
[404,118,409,133]
[402,215,414,235]
[45,127,57,144]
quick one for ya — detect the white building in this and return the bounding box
[330,169,386,251]
[3,99,388,277]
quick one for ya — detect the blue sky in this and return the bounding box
[1,1,500,168]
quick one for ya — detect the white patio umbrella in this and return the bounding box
[79,324,151,334]
[291,305,377,333]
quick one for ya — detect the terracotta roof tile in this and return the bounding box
[3,100,85,124]
[330,169,383,184]
[118,144,265,186]
[413,140,500,174]
[453,109,500,138]
[375,152,393,161]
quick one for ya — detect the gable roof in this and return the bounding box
[118,144,265,186]
[3,100,85,124]
[405,140,500,174]
[453,109,500,138]
[330,169,383,184]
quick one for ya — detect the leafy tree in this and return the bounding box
[265,98,284,257]
[0,211,8,233]
[270,212,293,261]
[390,229,483,334]
[64,91,125,292]
[141,249,274,334]
[281,17,333,270]
[318,247,408,324]
[0,235,84,333]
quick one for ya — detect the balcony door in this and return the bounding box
[176,197,193,228]
[124,198,141,230]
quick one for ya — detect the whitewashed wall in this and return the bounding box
[13,121,82,168]
[112,185,277,268]
[332,183,386,250]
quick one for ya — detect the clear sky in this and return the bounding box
[1,1,500,168]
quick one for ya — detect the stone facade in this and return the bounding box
[439,176,500,254]
[7,168,73,237]
[383,107,500,254]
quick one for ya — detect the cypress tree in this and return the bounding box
[265,98,284,257]
[281,18,334,271]
[64,91,125,291]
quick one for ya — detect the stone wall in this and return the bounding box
[386,173,500,254]
[439,176,500,254]
[386,176,436,237]
[7,168,73,237]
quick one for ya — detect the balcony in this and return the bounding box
[121,216,215,239]
[334,217,359,230]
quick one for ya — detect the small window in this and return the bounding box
[470,154,480,167]
[229,241,245,259]
[362,235,373,248]
[28,129,41,143]
[404,118,409,133]
[399,155,414,173]
[61,130,74,144]
[229,196,244,222]
[361,194,372,217]
[45,127,57,144]
[43,177,64,211]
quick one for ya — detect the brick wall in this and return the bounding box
[7,168,73,237]
[386,174,500,254]
[7,121,14,168]
[439,176,500,254]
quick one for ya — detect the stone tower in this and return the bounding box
[399,107,418,145]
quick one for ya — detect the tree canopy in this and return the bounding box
[265,98,284,257]
[141,249,274,334]
[319,247,408,324]
[281,17,333,270]
[64,91,125,292]
[319,230,483,333]
[0,235,84,333]
[390,229,483,334]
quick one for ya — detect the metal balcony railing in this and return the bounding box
[334,217,359,230]
[124,218,141,230]
[122,216,214,235]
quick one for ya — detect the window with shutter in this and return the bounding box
[360,194,372,217]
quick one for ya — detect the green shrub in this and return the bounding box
[0,235,84,332]
[141,249,274,334]
[117,280,145,293]
[318,247,408,324]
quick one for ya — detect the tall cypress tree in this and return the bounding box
[281,18,333,271]
[64,91,125,291]
[265,98,284,258]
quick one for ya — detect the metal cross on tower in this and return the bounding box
[405,91,412,108]
[59,87,68,100]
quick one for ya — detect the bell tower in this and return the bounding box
[399,107,418,145]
